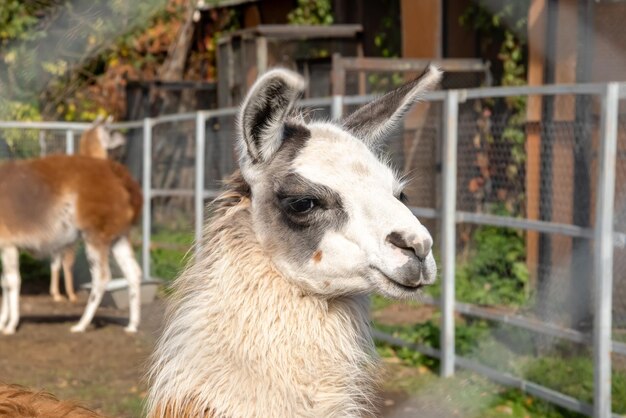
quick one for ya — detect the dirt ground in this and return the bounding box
[0,293,433,418]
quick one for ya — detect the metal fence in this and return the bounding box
[1,82,626,418]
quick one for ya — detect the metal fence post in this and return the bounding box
[440,90,459,378]
[331,95,343,121]
[593,83,619,418]
[65,130,74,155]
[142,118,152,281]
[194,112,206,254]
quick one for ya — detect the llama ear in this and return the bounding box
[105,131,126,149]
[239,69,306,164]
[342,65,442,148]
[92,115,105,127]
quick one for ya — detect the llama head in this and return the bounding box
[237,67,441,299]
[79,116,126,159]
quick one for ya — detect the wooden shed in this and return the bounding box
[216,24,363,107]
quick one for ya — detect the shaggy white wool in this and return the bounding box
[147,178,380,418]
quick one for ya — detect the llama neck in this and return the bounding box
[148,194,379,418]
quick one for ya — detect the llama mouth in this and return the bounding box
[385,277,423,292]
[371,267,423,292]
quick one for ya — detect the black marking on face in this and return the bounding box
[275,173,347,233]
[273,122,311,163]
[252,124,349,264]
[263,171,348,261]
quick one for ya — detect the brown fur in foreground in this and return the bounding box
[0,384,103,418]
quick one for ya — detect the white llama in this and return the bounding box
[147,66,442,417]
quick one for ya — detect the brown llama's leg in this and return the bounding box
[50,253,63,302]
[62,247,77,303]
[0,246,21,335]
[112,236,142,333]
[70,241,110,333]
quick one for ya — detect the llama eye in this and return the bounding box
[283,197,318,214]
[398,192,408,204]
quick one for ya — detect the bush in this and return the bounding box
[457,225,529,307]
[375,317,490,369]
[428,225,529,307]
[525,355,626,414]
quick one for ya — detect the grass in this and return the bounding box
[70,385,144,417]
[149,229,194,282]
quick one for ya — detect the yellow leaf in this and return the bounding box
[4,50,16,63]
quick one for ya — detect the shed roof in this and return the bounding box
[195,0,258,10]
[217,24,363,44]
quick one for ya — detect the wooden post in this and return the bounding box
[526,0,547,283]
[400,0,442,59]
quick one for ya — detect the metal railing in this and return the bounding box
[1,81,626,418]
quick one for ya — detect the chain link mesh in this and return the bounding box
[0,128,69,160]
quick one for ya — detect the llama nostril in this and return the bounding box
[386,231,422,260]
[386,231,410,251]
[387,231,432,261]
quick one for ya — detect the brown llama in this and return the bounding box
[49,115,126,303]
[0,145,142,334]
